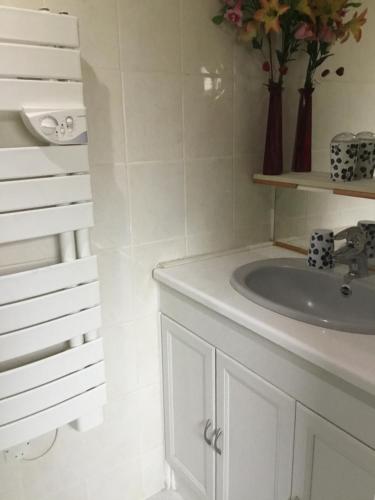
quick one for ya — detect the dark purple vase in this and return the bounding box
[262,82,283,175]
[292,87,314,172]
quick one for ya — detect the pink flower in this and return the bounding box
[224,0,243,27]
[319,24,336,43]
[294,22,316,41]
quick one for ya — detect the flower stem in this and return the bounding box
[267,34,275,83]
[278,30,286,87]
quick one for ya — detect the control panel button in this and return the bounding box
[66,116,74,129]
[40,116,58,136]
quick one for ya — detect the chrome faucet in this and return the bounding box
[334,226,368,283]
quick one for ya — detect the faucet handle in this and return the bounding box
[334,226,366,252]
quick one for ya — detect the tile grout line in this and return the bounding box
[115,0,135,258]
[179,0,189,257]
[232,45,237,246]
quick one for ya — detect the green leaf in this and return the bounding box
[346,2,362,7]
[276,49,284,65]
[252,37,263,49]
[315,54,333,68]
[212,15,224,25]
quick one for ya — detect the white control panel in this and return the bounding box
[20,108,88,145]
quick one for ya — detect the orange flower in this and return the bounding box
[312,0,347,24]
[296,0,314,21]
[254,0,289,34]
[341,9,367,42]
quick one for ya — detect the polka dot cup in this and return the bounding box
[358,221,375,259]
[355,132,375,180]
[330,133,358,182]
[308,229,334,270]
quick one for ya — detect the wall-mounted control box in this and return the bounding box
[20,108,88,145]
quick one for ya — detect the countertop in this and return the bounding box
[154,243,375,397]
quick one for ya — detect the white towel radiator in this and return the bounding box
[0,6,106,451]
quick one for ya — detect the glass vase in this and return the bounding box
[292,87,314,172]
[262,83,283,175]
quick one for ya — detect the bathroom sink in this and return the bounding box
[231,258,375,335]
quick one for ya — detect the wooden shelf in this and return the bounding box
[253,171,375,200]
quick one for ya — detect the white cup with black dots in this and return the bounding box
[330,132,358,182]
[355,131,375,180]
[308,229,335,270]
[357,221,375,259]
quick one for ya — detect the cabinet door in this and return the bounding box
[216,352,295,500]
[161,316,216,500]
[292,403,375,500]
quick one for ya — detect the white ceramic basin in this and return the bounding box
[231,258,375,334]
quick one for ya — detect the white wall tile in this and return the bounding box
[134,315,161,389]
[234,43,267,81]
[186,157,233,236]
[118,0,181,74]
[141,446,166,499]
[235,222,272,248]
[82,393,141,477]
[0,0,42,6]
[181,0,233,76]
[0,463,23,500]
[102,323,138,398]
[0,488,23,500]
[138,385,164,454]
[96,248,133,327]
[187,229,235,256]
[83,67,126,164]
[86,457,143,500]
[234,155,274,230]
[131,238,186,319]
[39,482,87,500]
[234,156,273,246]
[124,74,183,162]
[20,431,86,500]
[234,76,268,158]
[184,75,234,159]
[90,162,131,250]
[129,162,185,245]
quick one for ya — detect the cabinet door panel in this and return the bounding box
[216,352,295,500]
[293,404,375,500]
[161,316,215,500]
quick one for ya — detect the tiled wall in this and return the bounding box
[0,1,274,500]
[276,0,375,245]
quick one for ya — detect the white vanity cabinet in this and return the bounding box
[216,352,295,500]
[162,316,295,500]
[162,316,216,500]
[161,315,375,500]
[292,404,375,500]
[155,247,375,500]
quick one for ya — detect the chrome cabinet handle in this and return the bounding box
[204,419,213,446]
[213,428,223,455]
